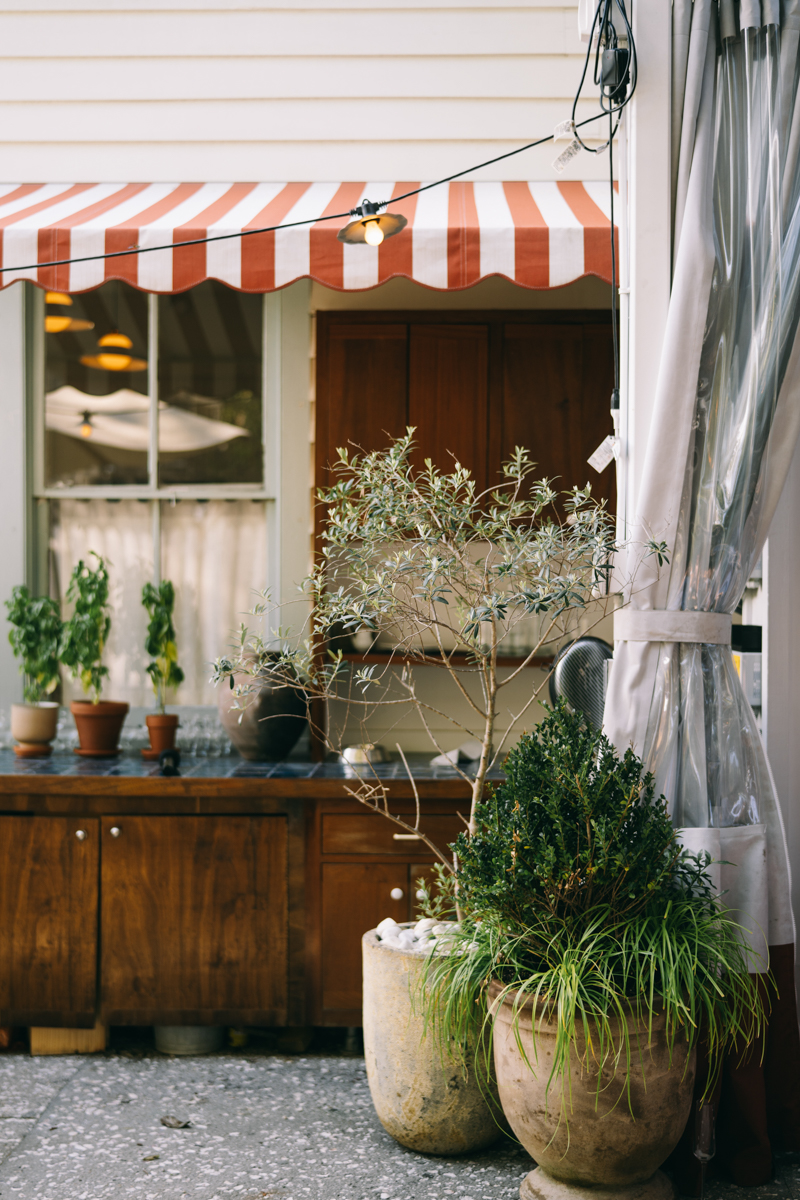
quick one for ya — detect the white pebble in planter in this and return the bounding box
[362,920,503,1156]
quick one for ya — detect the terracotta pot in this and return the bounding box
[489,980,696,1190]
[70,700,129,757]
[10,702,59,757]
[143,712,179,760]
[362,929,502,1155]
[218,660,307,762]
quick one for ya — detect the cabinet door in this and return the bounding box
[101,816,288,1025]
[0,816,98,1027]
[320,862,409,1022]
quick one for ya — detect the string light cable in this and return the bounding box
[1,90,632,277]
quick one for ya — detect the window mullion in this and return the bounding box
[147,292,159,490]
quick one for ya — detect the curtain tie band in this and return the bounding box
[614,610,732,645]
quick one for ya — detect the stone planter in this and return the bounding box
[71,700,129,757]
[218,662,306,762]
[362,928,502,1156]
[489,981,696,1197]
[10,701,59,757]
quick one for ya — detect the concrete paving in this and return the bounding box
[0,1038,798,1200]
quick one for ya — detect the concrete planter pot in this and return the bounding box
[10,701,59,757]
[489,981,696,1198]
[362,928,502,1156]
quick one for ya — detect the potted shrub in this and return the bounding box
[422,704,766,1196]
[4,585,63,757]
[212,433,666,1155]
[60,552,128,756]
[141,580,184,759]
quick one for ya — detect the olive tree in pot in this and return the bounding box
[141,580,184,759]
[422,705,766,1200]
[60,552,128,756]
[4,585,63,756]
[212,432,651,1156]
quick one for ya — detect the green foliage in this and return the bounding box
[59,552,111,703]
[212,431,617,834]
[422,704,767,1117]
[142,580,184,711]
[4,585,63,703]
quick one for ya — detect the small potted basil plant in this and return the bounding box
[141,580,184,759]
[60,552,128,756]
[4,585,63,756]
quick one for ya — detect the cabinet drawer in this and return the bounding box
[321,813,464,856]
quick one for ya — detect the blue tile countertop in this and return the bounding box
[0,749,505,782]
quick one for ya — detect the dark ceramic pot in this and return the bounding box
[218,662,307,761]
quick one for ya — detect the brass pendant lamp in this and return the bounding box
[337,199,407,247]
[44,291,95,334]
[81,330,147,372]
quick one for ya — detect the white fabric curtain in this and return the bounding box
[50,499,268,706]
[605,0,800,960]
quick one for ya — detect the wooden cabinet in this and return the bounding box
[0,777,469,1031]
[0,816,98,1027]
[311,806,463,1025]
[101,816,288,1025]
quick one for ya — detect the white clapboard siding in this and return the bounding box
[0,2,606,182]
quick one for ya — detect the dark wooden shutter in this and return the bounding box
[316,323,408,489]
[408,324,489,494]
[498,323,615,509]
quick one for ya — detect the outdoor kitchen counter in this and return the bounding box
[0,753,486,1030]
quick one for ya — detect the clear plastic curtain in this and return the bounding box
[605,0,800,955]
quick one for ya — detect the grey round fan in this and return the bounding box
[548,636,614,730]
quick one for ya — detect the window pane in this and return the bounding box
[161,500,268,703]
[49,499,154,706]
[44,281,150,487]
[157,282,263,486]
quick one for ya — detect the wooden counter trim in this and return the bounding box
[0,776,476,807]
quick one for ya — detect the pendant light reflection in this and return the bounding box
[337,200,407,246]
[44,292,95,335]
[79,411,93,439]
[81,331,147,372]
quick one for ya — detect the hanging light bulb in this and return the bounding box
[337,199,407,246]
[44,291,95,334]
[363,219,385,247]
[79,411,93,438]
[81,330,147,372]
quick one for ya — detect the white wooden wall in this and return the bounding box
[0,0,605,183]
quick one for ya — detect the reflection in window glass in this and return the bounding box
[160,501,267,703]
[49,499,154,705]
[45,281,149,487]
[158,282,263,486]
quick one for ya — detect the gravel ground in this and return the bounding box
[0,1039,798,1200]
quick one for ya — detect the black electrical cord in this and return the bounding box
[0,112,614,277]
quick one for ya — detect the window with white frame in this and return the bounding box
[35,280,270,707]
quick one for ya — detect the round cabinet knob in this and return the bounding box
[109,827,121,838]
[416,889,426,902]
[75,829,87,841]
[390,887,404,901]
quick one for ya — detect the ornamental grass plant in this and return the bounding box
[421,703,767,1117]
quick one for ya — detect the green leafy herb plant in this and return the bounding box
[420,703,767,1123]
[5,585,63,703]
[59,552,112,703]
[142,581,184,711]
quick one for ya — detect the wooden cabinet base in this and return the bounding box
[30,1019,107,1056]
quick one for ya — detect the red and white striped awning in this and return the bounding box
[0,181,617,294]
